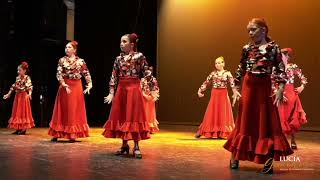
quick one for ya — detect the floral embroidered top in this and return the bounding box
[10,75,33,93]
[272,63,308,90]
[56,56,92,85]
[141,76,160,99]
[199,70,235,93]
[109,52,148,94]
[235,41,286,86]
[285,63,308,85]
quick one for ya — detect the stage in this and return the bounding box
[0,124,319,180]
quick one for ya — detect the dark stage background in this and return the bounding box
[0,0,157,127]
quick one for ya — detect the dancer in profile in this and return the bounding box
[3,61,35,135]
[195,56,237,139]
[276,48,307,149]
[224,18,293,174]
[48,41,92,143]
[103,33,150,159]
[141,66,160,134]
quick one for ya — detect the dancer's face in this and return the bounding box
[17,66,26,76]
[215,58,225,71]
[65,43,76,56]
[282,53,290,65]
[247,22,266,43]
[120,35,133,53]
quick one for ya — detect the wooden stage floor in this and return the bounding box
[0,125,319,180]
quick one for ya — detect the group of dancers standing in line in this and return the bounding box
[3,33,160,159]
[2,17,308,174]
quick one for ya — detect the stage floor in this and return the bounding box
[0,125,319,180]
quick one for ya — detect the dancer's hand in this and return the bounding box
[232,89,241,107]
[83,83,92,95]
[3,93,11,100]
[26,93,32,100]
[104,93,114,104]
[62,83,72,94]
[198,90,204,98]
[295,85,304,94]
[151,91,159,101]
[272,86,287,106]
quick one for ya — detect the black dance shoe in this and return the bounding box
[12,130,21,135]
[133,148,142,159]
[194,134,201,138]
[291,142,297,150]
[260,158,274,174]
[115,145,130,155]
[18,130,26,135]
[51,138,58,142]
[229,159,239,169]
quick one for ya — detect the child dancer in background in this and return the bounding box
[3,62,35,135]
[141,66,160,134]
[195,56,237,139]
[48,41,92,142]
[277,48,307,149]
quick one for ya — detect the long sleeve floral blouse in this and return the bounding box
[56,56,92,85]
[235,41,286,87]
[198,70,235,93]
[10,75,33,93]
[109,52,148,94]
[141,76,160,99]
[285,63,308,86]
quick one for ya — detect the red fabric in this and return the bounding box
[197,88,234,138]
[48,79,89,139]
[278,84,307,135]
[8,92,35,129]
[143,98,159,133]
[103,77,150,141]
[224,73,293,164]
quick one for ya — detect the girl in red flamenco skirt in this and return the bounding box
[275,48,307,149]
[3,62,35,135]
[224,18,293,174]
[48,41,93,143]
[195,56,236,139]
[141,66,160,134]
[103,33,150,158]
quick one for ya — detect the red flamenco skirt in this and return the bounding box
[223,73,293,164]
[196,88,234,138]
[278,84,307,135]
[102,77,150,141]
[48,79,90,139]
[8,91,35,130]
[143,98,159,133]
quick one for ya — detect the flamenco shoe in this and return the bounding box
[18,130,26,135]
[259,158,274,174]
[229,159,239,169]
[194,134,201,138]
[12,130,21,135]
[51,137,58,142]
[291,142,297,150]
[133,148,142,159]
[115,145,130,155]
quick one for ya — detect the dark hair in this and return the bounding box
[19,61,29,73]
[125,33,139,52]
[249,18,272,42]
